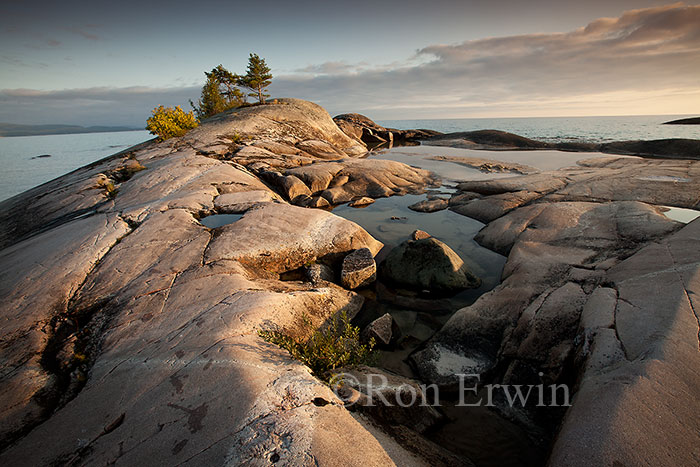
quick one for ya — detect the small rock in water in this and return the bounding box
[31,154,52,159]
[389,216,407,221]
[349,197,375,208]
[361,313,400,347]
[408,198,449,213]
[382,238,481,293]
[411,229,431,240]
[340,248,377,289]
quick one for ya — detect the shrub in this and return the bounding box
[259,311,376,380]
[146,105,199,140]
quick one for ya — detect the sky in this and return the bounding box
[0,0,698,126]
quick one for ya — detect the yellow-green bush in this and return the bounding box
[259,311,376,380]
[146,105,199,140]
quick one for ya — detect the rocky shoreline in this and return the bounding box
[0,98,698,465]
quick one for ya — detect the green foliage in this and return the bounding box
[191,65,245,119]
[146,105,199,140]
[190,54,273,118]
[240,53,273,104]
[259,311,376,380]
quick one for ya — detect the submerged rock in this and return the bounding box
[382,238,481,293]
[408,197,449,213]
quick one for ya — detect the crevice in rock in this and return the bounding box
[665,244,700,350]
[0,218,139,453]
[611,287,632,361]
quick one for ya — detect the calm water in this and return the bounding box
[379,115,700,144]
[0,130,151,202]
[2,115,698,202]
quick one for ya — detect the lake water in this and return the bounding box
[1,115,698,202]
[0,130,151,202]
[379,115,700,144]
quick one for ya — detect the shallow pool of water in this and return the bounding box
[333,192,506,293]
[659,206,700,224]
[199,213,243,228]
[374,145,626,175]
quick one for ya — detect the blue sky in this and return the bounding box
[1,1,698,125]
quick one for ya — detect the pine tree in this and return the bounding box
[240,53,272,104]
[191,65,244,119]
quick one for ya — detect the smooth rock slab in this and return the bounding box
[213,190,280,213]
[205,203,383,274]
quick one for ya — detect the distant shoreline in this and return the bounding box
[0,123,141,137]
[663,116,700,125]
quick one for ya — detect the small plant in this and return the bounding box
[96,177,118,199]
[259,311,376,380]
[228,133,244,144]
[146,105,199,140]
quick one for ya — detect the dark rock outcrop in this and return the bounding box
[333,113,441,148]
[360,313,400,347]
[663,116,700,125]
[382,238,481,293]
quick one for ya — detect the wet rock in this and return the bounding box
[382,238,481,293]
[448,191,481,206]
[408,197,449,213]
[349,197,375,207]
[361,313,400,347]
[340,247,377,289]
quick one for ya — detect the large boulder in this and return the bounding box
[185,98,367,157]
[382,238,481,293]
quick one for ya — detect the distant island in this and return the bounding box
[0,123,140,137]
[663,116,700,125]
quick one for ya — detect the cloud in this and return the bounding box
[0,86,200,126]
[3,3,699,124]
[295,61,359,75]
[271,3,700,117]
